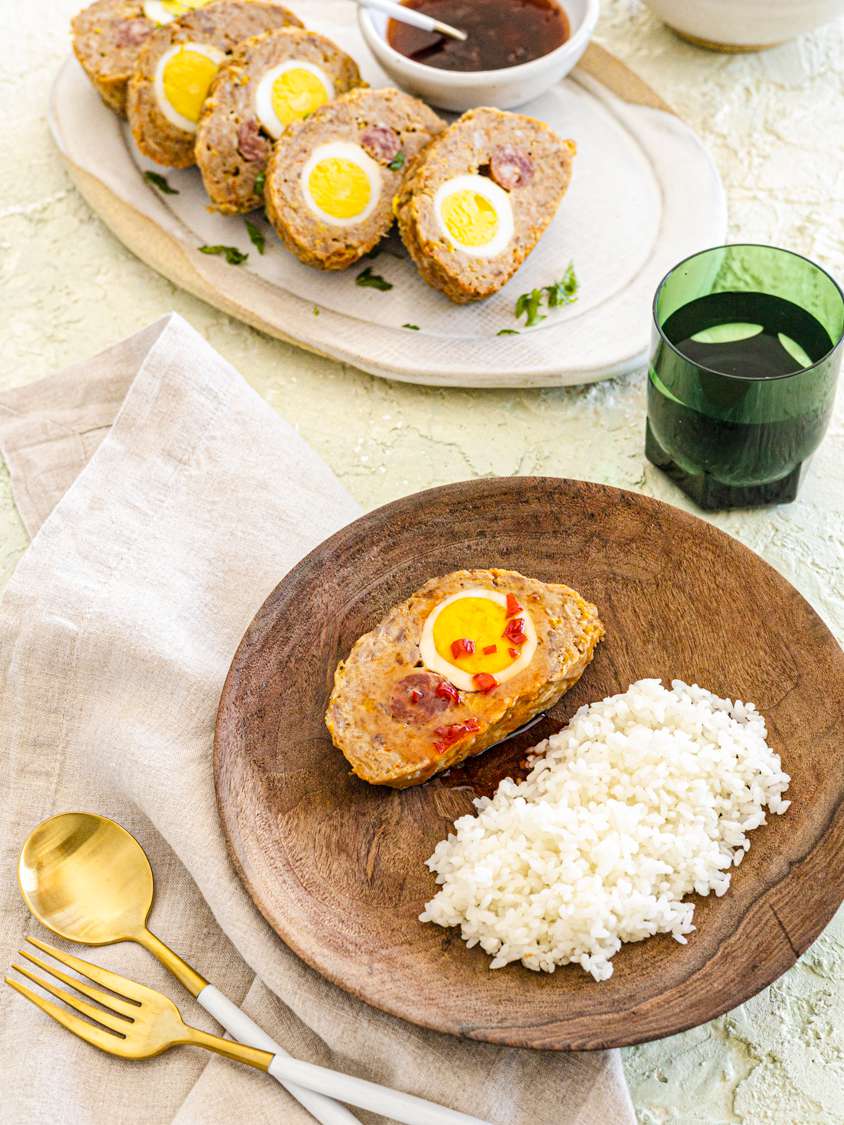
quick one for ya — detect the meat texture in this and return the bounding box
[72,0,156,116]
[326,569,604,788]
[196,27,364,214]
[396,107,576,303]
[264,87,445,270]
[127,0,301,168]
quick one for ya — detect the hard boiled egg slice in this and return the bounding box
[301,142,381,227]
[153,41,224,134]
[255,61,335,140]
[434,174,514,259]
[143,0,210,25]
[419,588,537,692]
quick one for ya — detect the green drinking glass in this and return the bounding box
[646,244,844,510]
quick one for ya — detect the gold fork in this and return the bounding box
[6,938,488,1125]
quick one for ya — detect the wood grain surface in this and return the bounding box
[214,478,844,1050]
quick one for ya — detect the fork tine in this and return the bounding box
[12,960,131,1035]
[18,949,138,1021]
[26,937,147,1004]
[18,950,138,1020]
[5,976,126,1054]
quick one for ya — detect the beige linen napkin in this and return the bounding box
[0,313,634,1125]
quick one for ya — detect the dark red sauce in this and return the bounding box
[388,0,570,72]
[439,711,552,798]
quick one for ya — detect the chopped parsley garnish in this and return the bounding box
[244,219,265,255]
[313,306,320,316]
[515,288,546,327]
[143,171,178,195]
[497,328,519,336]
[515,262,579,326]
[199,244,248,266]
[254,170,266,195]
[546,262,578,307]
[356,267,393,291]
[403,323,420,330]
[388,151,406,171]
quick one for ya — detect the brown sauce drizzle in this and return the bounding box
[440,711,553,798]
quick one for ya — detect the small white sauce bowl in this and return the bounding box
[358,0,599,112]
[642,0,844,50]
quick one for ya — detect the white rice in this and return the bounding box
[420,679,791,981]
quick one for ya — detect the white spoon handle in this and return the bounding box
[199,984,359,1124]
[359,0,467,40]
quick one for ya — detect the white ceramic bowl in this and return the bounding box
[358,0,599,112]
[643,0,844,50]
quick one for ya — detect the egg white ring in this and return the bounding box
[254,60,335,140]
[153,41,224,134]
[418,587,538,692]
[433,173,515,259]
[300,141,382,228]
[143,0,208,24]
[143,0,177,24]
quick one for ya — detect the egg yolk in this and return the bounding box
[160,0,209,15]
[433,597,516,675]
[441,190,499,248]
[162,47,220,125]
[272,67,331,125]
[308,158,372,220]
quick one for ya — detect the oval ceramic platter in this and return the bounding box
[215,478,844,1051]
[49,2,725,388]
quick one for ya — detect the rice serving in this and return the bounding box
[420,679,791,981]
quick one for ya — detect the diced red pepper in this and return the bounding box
[433,718,481,754]
[473,672,498,693]
[505,593,523,618]
[503,617,527,645]
[434,679,460,704]
[450,637,475,660]
[409,688,423,703]
[482,644,498,655]
[508,647,520,659]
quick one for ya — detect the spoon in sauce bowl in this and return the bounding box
[388,0,569,70]
[359,0,467,42]
[359,0,595,111]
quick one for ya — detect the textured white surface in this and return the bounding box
[1,0,843,1121]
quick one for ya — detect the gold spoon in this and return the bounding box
[19,811,203,989]
[18,811,356,1124]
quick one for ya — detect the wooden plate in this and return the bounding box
[214,478,844,1050]
[49,1,726,389]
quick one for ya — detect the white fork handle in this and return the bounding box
[269,1054,493,1125]
[198,984,359,1124]
[199,984,491,1125]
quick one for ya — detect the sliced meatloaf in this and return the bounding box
[264,87,445,270]
[196,28,364,214]
[325,568,604,788]
[72,0,160,117]
[396,107,576,303]
[127,0,301,168]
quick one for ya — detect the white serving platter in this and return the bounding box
[50,1,726,387]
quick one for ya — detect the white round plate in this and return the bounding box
[49,1,726,387]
